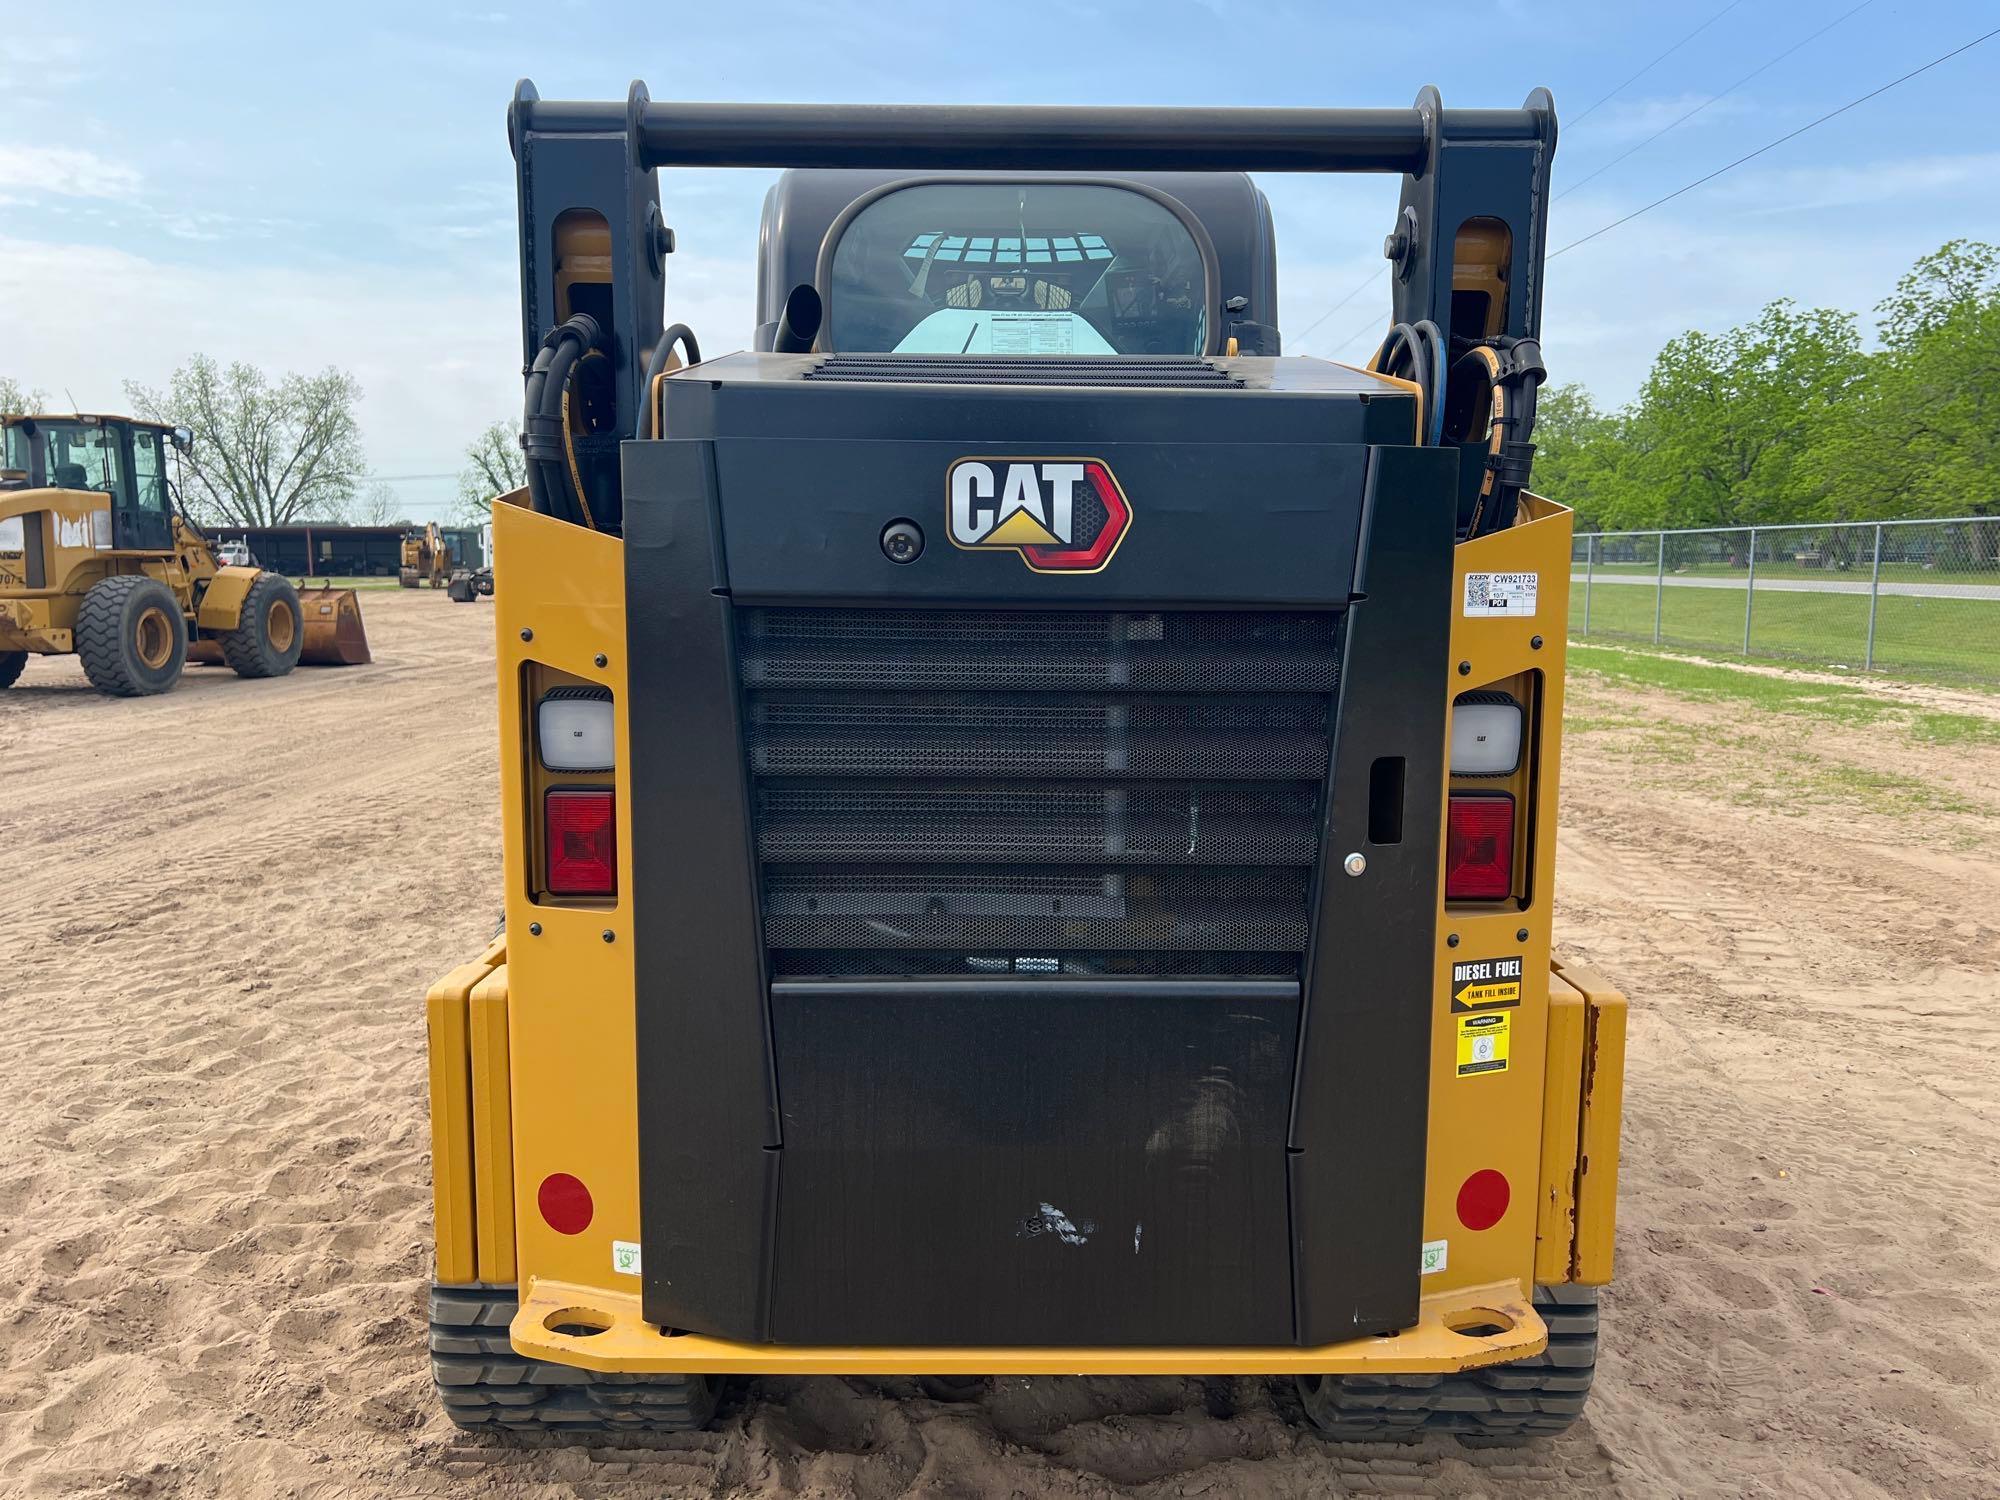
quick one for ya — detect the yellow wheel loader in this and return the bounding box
[424,83,1627,1447]
[0,413,370,695]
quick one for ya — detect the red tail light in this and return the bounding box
[546,789,616,896]
[1446,793,1514,900]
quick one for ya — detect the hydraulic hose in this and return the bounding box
[637,323,702,441]
[1412,319,1448,446]
[1371,324,1424,442]
[1371,321,1445,447]
[523,313,605,528]
[1445,336,1546,535]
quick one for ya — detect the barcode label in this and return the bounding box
[1464,571,1538,618]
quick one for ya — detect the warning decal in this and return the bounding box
[1456,1011,1511,1078]
[1451,954,1524,1012]
[1464,570,1539,618]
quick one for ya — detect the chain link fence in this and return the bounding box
[1571,516,2000,687]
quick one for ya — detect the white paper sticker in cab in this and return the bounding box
[1463,571,1539,618]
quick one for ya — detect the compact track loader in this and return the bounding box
[0,413,370,695]
[425,83,1627,1447]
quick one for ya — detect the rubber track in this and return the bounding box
[431,1282,1594,1442]
[429,1286,720,1433]
[1297,1285,1598,1445]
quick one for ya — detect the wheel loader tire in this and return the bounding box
[1294,1285,1597,1447]
[76,575,187,697]
[221,573,305,679]
[429,1285,721,1434]
[0,651,26,689]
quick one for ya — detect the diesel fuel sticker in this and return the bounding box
[1452,954,1524,1012]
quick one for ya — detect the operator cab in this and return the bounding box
[0,415,189,552]
[755,170,1280,356]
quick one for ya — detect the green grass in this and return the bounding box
[1569,579,1998,686]
[1566,642,2000,747]
[285,575,406,591]
[1565,645,1992,823]
[1579,559,1997,587]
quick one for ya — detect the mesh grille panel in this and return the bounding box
[756,784,1320,865]
[736,607,1339,977]
[739,609,1341,692]
[748,693,1331,779]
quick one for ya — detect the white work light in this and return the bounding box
[1450,693,1522,776]
[538,688,616,772]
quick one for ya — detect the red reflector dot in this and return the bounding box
[538,1173,594,1235]
[1456,1169,1510,1231]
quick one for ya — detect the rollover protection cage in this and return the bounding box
[424,81,1626,1447]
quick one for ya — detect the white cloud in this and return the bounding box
[1577,92,1752,144]
[0,35,91,92]
[1707,153,2000,217]
[1545,217,1926,402]
[0,235,753,482]
[0,145,143,201]
[6,131,1994,486]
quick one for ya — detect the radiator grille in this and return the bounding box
[735,608,1340,978]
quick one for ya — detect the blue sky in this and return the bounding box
[3,1,1997,518]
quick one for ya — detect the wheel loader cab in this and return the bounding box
[421,84,1629,1448]
[6,416,174,551]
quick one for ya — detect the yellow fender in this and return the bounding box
[194,566,264,631]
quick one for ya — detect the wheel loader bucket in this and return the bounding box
[296,583,372,665]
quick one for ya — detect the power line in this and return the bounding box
[1568,0,1749,127]
[1551,25,2000,260]
[1292,267,1385,346]
[1295,2,1746,352]
[1329,310,1389,359]
[1558,0,1876,201]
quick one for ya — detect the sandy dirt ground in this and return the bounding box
[1,590,1996,1498]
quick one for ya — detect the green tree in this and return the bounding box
[1876,239,2000,349]
[123,355,364,526]
[1619,300,1864,533]
[0,376,52,415]
[1806,241,2000,524]
[456,420,526,521]
[1529,382,1638,532]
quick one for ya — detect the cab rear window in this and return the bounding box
[827,182,1207,357]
